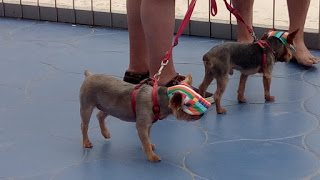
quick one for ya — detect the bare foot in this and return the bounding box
[292,42,319,66]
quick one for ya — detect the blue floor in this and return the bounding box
[1,18,320,180]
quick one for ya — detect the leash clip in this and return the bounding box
[153,59,169,81]
[252,31,257,42]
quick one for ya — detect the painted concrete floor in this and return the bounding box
[1,18,320,180]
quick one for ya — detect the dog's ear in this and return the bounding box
[169,91,184,110]
[261,33,268,40]
[287,29,299,45]
[180,73,192,86]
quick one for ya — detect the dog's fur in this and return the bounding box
[79,71,201,162]
[199,30,298,114]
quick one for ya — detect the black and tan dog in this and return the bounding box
[199,30,298,114]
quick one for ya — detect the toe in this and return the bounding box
[311,57,320,64]
[297,58,314,66]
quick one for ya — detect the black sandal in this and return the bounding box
[165,74,186,87]
[123,71,150,84]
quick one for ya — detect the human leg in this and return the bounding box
[287,0,319,66]
[125,0,149,75]
[232,0,255,43]
[125,0,178,86]
[140,0,178,86]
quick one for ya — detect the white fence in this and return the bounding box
[1,0,319,49]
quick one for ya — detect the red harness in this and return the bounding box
[131,78,163,124]
[256,40,275,72]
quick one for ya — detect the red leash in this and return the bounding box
[163,0,218,63]
[157,0,255,80]
[222,0,256,41]
[162,0,201,65]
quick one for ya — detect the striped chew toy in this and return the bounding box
[267,30,295,51]
[167,83,211,115]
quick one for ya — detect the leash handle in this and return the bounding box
[210,0,218,16]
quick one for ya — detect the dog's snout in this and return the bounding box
[191,114,203,120]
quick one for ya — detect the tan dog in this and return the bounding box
[79,70,201,162]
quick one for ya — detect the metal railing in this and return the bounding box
[0,0,319,49]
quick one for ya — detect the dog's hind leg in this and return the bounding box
[96,110,111,139]
[80,104,95,148]
[237,73,248,103]
[199,71,214,98]
[214,74,228,114]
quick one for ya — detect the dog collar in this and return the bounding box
[167,83,211,115]
[267,30,295,51]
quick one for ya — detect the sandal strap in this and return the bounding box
[165,74,186,87]
[123,71,149,84]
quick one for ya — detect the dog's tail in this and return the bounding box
[84,70,93,77]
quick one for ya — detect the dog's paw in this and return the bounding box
[265,95,275,101]
[148,155,161,162]
[151,144,156,151]
[238,97,247,103]
[217,108,227,114]
[102,131,111,139]
[83,141,93,148]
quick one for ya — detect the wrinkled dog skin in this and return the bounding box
[199,30,298,114]
[79,70,201,162]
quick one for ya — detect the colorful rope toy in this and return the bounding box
[267,30,296,51]
[167,83,211,115]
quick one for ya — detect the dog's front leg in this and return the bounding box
[148,126,156,151]
[237,73,248,103]
[214,75,228,114]
[136,123,160,162]
[263,74,275,101]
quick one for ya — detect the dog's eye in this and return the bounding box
[277,47,290,62]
